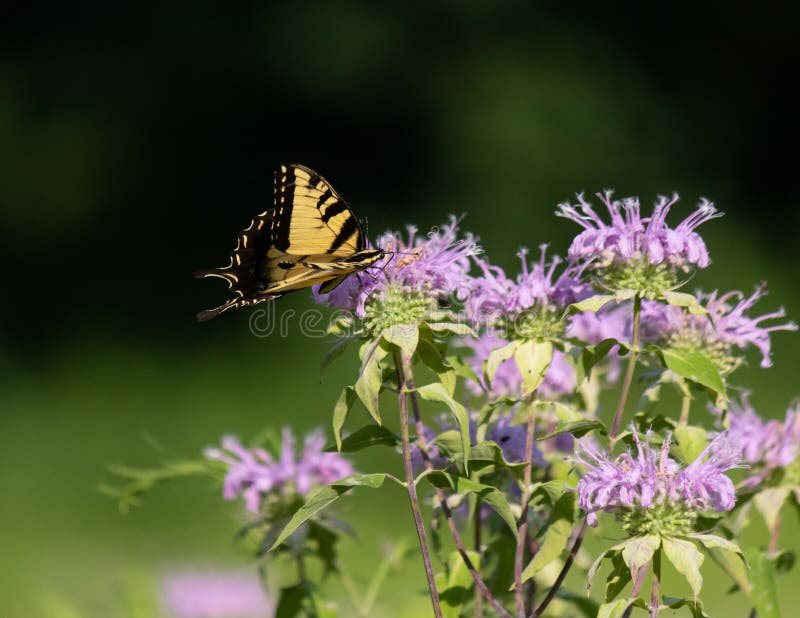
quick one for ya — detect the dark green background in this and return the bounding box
[2,3,798,616]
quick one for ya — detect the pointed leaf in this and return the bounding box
[662,291,709,316]
[485,340,519,383]
[332,386,356,451]
[605,553,632,602]
[663,536,704,600]
[687,533,746,566]
[538,418,607,441]
[520,493,576,582]
[754,486,791,535]
[513,339,553,396]
[333,425,400,452]
[662,597,711,618]
[417,337,456,395]
[269,474,387,551]
[415,383,471,473]
[621,534,660,586]
[424,472,516,535]
[569,294,616,314]
[355,341,388,424]
[660,348,727,400]
[597,599,636,618]
[382,324,419,360]
[674,425,709,464]
[427,322,476,336]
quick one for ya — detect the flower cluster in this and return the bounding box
[575,428,740,533]
[640,285,797,373]
[556,192,722,296]
[204,429,356,512]
[724,396,800,488]
[466,246,588,336]
[313,216,480,327]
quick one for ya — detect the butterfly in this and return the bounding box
[195,163,385,322]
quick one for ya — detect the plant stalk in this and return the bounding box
[649,547,661,618]
[474,496,484,618]
[515,408,536,618]
[679,391,692,426]
[393,350,444,618]
[609,294,642,446]
[398,352,513,618]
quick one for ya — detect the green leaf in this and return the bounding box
[553,589,600,618]
[521,492,577,582]
[417,337,456,396]
[465,440,527,477]
[446,354,482,387]
[414,383,471,473]
[424,472,517,535]
[754,486,791,535]
[438,549,481,618]
[332,425,400,452]
[687,533,747,567]
[662,291,709,316]
[621,534,661,587]
[578,338,625,383]
[485,340,519,383]
[605,553,631,602]
[427,321,476,337]
[588,547,623,593]
[597,599,636,618]
[275,583,313,618]
[332,386,356,451]
[569,294,617,314]
[382,324,419,360]
[747,548,781,618]
[662,596,711,618]
[355,340,388,424]
[660,348,727,400]
[538,418,607,441]
[705,545,751,595]
[663,536,704,600]
[513,339,554,396]
[674,425,709,464]
[270,474,387,551]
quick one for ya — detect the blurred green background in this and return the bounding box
[2,2,799,616]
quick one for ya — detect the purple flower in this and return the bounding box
[204,428,356,512]
[556,192,722,270]
[313,216,480,317]
[487,414,547,465]
[162,571,273,618]
[724,396,800,487]
[466,245,589,325]
[575,428,740,527]
[641,285,797,370]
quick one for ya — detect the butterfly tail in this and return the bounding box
[195,298,242,322]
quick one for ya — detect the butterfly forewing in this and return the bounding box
[195,163,383,321]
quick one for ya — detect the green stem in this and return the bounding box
[609,294,642,448]
[678,391,692,426]
[515,406,536,618]
[393,350,444,618]
[399,352,513,618]
[649,548,661,618]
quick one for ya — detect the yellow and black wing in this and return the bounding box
[194,164,382,322]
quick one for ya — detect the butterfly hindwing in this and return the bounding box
[195,164,384,321]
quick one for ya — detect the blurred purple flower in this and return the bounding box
[163,571,273,618]
[724,396,800,488]
[487,413,547,466]
[465,245,589,325]
[556,191,722,269]
[204,428,356,512]
[641,285,797,369]
[575,428,740,527]
[313,216,480,317]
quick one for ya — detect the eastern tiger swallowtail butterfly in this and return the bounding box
[195,163,385,322]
